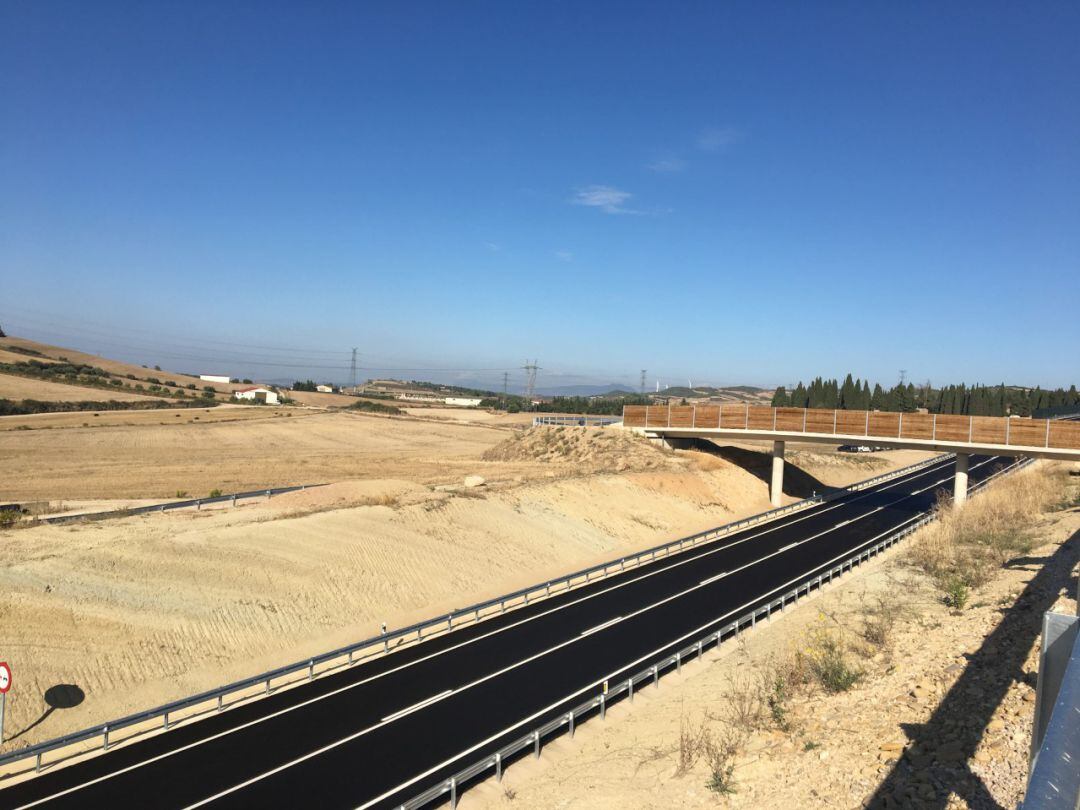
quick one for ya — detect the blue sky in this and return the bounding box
[2,2,1078,391]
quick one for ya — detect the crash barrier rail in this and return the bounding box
[0,452,968,775]
[623,404,1080,452]
[1023,596,1080,809]
[401,457,1031,809]
[38,484,327,525]
[532,415,621,427]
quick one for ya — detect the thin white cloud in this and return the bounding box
[697,126,741,152]
[573,185,639,215]
[554,250,574,262]
[484,242,501,252]
[647,155,687,173]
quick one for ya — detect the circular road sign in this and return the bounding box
[0,662,11,694]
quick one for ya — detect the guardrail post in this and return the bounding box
[266,489,272,500]
[449,776,457,809]
[568,711,575,737]
[35,752,41,772]
[308,660,314,680]
[629,678,634,702]
[265,678,270,695]
[196,499,201,511]
[495,751,503,781]
[534,731,541,758]
[652,665,658,687]
[217,694,223,712]
[103,725,109,750]
[676,651,681,673]
[164,711,170,730]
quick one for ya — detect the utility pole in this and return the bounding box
[502,371,509,407]
[350,348,358,392]
[522,360,541,401]
[640,370,647,395]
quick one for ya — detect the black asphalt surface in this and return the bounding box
[0,454,1016,809]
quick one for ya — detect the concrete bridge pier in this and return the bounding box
[954,453,969,508]
[771,441,785,508]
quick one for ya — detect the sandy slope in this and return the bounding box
[0,373,160,403]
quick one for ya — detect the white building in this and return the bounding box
[233,386,280,405]
[316,384,334,393]
[444,397,483,408]
[200,374,231,384]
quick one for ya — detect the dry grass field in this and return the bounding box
[0,410,514,500]
[0,403,290,432]
[0,373,161,403]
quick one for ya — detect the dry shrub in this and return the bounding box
[703,723,742,795]
[910,463,1065,597]
[859,592,900,648]
[797,618,862,694]
[676,713,711,775]
[723,670,765,732]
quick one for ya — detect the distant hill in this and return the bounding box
[654,385,768,401]
[539,384,636,397]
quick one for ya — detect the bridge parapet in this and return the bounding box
[623,404,1080,453]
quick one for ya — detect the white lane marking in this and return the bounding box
[581,617,623,636]
[380,691,452,723]
[17,456,978,809]
[835,519,851,528]
[190,459,1003,809]
[779,542,799,552]
[699,572,728,586]
[355,511,941,809]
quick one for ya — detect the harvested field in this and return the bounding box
[0,403,287,432]
[0,372,160,402]
[0,411,512,500]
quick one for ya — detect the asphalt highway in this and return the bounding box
[0,453,1016,809]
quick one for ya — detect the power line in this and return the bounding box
[522,359,541,400]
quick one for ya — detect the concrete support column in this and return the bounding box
[771,441,785,508]
[954,453,969,508]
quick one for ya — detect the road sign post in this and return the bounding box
[0,661,11,744]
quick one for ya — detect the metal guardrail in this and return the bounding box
[37,484,327,525]
[532,415,621,427]
[1023,595,1080,809]
[400,456,1030,809]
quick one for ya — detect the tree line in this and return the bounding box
[771,375,1080,417]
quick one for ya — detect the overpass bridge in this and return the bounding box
[623,404,1080,508]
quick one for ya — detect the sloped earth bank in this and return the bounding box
[0,430,930,756]
[466,467,1080,810]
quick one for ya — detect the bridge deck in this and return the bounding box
[623,405,1080,461]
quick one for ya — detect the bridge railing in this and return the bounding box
[622,404,1080,451]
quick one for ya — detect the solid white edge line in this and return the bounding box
[14,455,974,809]
[699,572,728,586]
